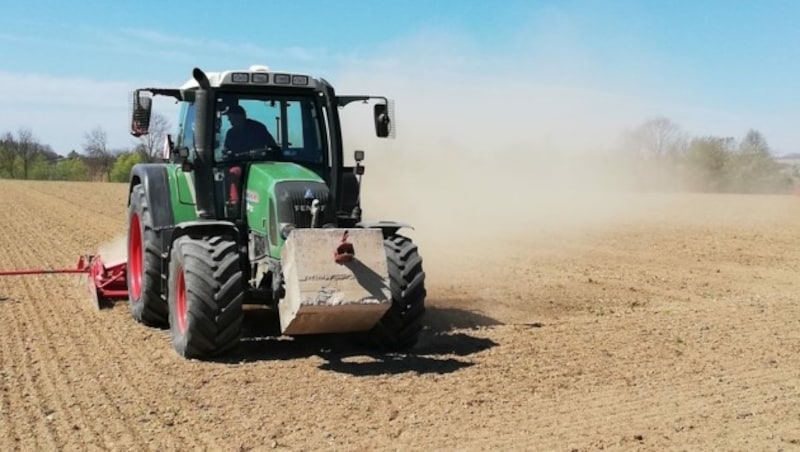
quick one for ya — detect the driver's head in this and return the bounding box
[225,105,246,128]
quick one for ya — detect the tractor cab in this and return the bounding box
[175,90,331,220]
[133,65,390,224]
[175,89,327,167]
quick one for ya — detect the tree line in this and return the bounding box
[620,117,798,193]
[1,114,797,193]
[0,113,170,183]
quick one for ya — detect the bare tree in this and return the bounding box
[16,128,40,180]
[626,117,686,160]
[136,113,171,162]
[84,126,115,181]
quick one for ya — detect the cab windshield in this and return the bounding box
[214,94,326,166]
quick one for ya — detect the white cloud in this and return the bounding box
[116,28,198,47]
[0,71,134,108]
[329,25,800,155]
[111,28,328,67]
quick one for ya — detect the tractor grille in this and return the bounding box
[274,181,331,228]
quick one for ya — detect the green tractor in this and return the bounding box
[126,65,425,359]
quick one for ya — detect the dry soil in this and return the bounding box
[1,179,799,451]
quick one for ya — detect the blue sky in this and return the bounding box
[1,0,798,155]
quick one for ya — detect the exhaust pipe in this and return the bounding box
[191,68,217,220]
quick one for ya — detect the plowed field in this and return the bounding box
[1,179,799,451]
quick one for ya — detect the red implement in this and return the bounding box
[84,255,129,309]
[0,255,129,309]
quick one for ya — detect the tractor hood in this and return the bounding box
[245,162,332,258]
[247,162,325,184]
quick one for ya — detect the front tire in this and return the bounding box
[369,234,426,350]
[127,185,168,326]
[168,234,243,359]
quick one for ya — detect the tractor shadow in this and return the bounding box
[224,302,502,376]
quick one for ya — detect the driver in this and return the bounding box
[222,105,280,209]
[223,105,279,155]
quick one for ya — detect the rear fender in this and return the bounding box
[128,164,175,229]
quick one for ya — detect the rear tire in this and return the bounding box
[127,185,168,327]
[168,234,243,359]
[369,234,426,350]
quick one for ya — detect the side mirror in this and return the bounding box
[130,90,153,137]
[374,103,392,138]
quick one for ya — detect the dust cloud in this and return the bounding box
[331,36,677,274]
[96,235,128,266]
[104,36,700,282]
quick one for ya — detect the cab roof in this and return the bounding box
[179,65,322,90]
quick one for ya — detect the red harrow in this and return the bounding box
[0,254,128,309]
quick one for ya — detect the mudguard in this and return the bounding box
[128,164,175,229]
[356,220,413,238]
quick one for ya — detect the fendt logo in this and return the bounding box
[293,203,325,212]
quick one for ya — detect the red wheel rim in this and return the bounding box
[128,213,142,300]
[176,266,188,334]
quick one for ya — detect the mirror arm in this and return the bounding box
[337,95,388,107]
[138,88,182,101]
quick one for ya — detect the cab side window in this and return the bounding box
[172,103,194,161]
[178,103,196,158]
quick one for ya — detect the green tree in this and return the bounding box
[725,129,789,193]
[0,130,62,179]
[11,156,24,179]
[683,136,731,191]
[110,151,143,182]
[53,157,90,181]
[0,132,16,178]
[28,155,53,180]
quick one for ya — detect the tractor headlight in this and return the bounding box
[273,74,291,85]
[231,72,249,83]
[251,73,268,84]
